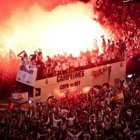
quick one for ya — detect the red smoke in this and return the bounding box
[0,0,109,87]
[0,0,77,22]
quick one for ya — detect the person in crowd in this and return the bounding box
[17,50,28,66]
[0,78,140,139]
[36,51,46,80]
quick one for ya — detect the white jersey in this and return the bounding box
[66,116,75,126]
[62,62,69,71]
[52,114,62,127]
[91,57,96,64]
[79,59,87,67]
[55,65,61,72]
[74,61,79,68]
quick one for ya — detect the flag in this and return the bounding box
[7,102,14,111]
[112,91,124,101]
[20,102,31,111]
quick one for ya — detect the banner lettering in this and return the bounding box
[57,70,84,82]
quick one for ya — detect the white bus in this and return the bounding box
[16,51,126,101]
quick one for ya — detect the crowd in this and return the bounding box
[44,37,124,78]
[0,0,140,139]
[92,0,140,57]
[19,36,124,80]
[0,1,139,83]
[17,36,126,80]
[0,78,140,140]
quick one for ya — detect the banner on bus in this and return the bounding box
[16,64,37,86]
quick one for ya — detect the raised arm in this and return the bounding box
[67,130,74,137]
[75,131,82,137]
[17,50,26,57]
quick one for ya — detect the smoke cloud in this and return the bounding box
[0,0,107,57]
